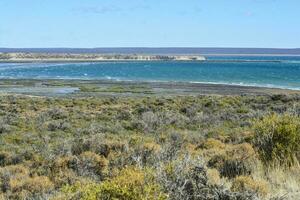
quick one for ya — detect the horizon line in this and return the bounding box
[1,47,300,49]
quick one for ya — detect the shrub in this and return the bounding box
[253,114,300,166]
[0,164,29,175]
[0,119,11,134]
[220,159,251,179]
[228,143,256,160]
[47,108,68,120]
[157,157,257,200]
[50,156,80,187]
[78,151,108,179]
[71,138,92,155]
[206,143,257,179]
[141,111,160,133]
[207,154,226,169]
[52,151,108,181]
[71,136,126,159]
[60,167,167,200]
[47,120,71,131]
[58,182,102,200]
[0,152,13,167]
[97,168,166,200]
[198,138,225,150]
[0,165,54,199]
[0,164,30,189]
[231,176,269,198]
[116,110,132,120]
[207,168,221,185]
[10,176,54,194]
[156,134,184,162]
[180,105,198,118]
[131,141,161,166]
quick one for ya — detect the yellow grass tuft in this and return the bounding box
[231,176,269,197]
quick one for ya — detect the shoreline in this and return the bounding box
[0,59,285,63]
[0,59,206,63]
[0,77,299,91]
[0,79,299,97]
[202,53,300,56]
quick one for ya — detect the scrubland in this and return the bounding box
[0,94,300,199]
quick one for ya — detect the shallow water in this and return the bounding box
[0,87,79,95]
[0,56,300,90]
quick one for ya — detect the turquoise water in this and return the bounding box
[0,56,300,90]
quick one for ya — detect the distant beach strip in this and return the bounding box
[0,53,206,63]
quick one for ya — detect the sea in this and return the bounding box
[0,56,300,90]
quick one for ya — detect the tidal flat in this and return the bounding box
[0,79,300,199]
[0,79,299,97]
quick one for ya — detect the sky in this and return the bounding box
[0,0,300,48]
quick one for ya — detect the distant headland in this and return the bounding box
[0,47,300,55]
[0,52,206,63]
[1,47,300,63]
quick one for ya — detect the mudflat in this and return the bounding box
[0,79,298,97]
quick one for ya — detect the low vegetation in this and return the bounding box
[0,93,299,199]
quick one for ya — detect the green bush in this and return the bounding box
[97,168,166,200]
[59,167,167,200]
[253,114,300,166]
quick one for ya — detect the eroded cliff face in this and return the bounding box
[0,52,205,62]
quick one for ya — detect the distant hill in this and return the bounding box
[0,47,300,55]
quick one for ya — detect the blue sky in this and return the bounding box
[0,0,299,48]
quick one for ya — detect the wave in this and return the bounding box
[0,63,74,71]
[281,60,300,64]
[188,81,300,91]
[0,62,118,71]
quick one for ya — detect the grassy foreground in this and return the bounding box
[0,93,300,199]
